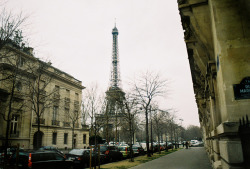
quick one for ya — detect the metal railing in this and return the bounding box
[52,120,60,126]
[10,131,19,138]
[239,115,250,169]
[63,121,71,127]
[35,118,45,125]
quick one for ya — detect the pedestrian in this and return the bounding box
[185,141,189,149]
[182,142,184,147]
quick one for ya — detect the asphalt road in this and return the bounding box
[129,147,212,169]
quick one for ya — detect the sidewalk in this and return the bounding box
[129,147,212,169]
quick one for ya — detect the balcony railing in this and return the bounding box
[63,121,71,127]
[10,131,19,138]
[51,120,60,126]
[65,98,70,108]
[82,124,89,129]
[35,118,45,125]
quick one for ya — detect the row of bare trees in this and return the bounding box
[81,70,170,162]
[83,75,202,162]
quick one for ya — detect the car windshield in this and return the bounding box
[99,146,108,151]
[69,149,84,155]
[40,146,56,150]
[119,147,126,151]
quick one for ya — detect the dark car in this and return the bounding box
[9,150,73,169]
[99,145,123,163]
[166,142,173,149]
[66,149,98,169]
[39,146,63,155]
[132,145,145,156]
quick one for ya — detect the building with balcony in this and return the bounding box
[0,43,89,150]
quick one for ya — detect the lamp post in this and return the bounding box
[179,119,183,147]
[150,106,153,155]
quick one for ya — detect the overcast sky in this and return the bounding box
[4,0,199,127]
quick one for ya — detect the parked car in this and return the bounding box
[198,141,204,146]
[66,149,91,168]
[99,145,123,163]
[118,146,130,158]
[132,145,145,156]
[66,148,104,168]
[153,143,165,152]
[39,146,63,155]
[0,147,22,165]
[166,142,173,149]
[9,150,73,169]
[190,140,199,147]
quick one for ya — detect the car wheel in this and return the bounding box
[83,163,88,169]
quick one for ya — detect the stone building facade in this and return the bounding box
[0,44,89,150]
[178,0,250,169]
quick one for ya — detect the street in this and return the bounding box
[130,147,212,169]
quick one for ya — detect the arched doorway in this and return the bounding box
[33,131,44,150]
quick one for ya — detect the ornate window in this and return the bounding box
[52,106,58,121]
[10,115,19,135]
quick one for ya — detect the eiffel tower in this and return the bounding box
[96,24,125,143]
[106,24,125,115]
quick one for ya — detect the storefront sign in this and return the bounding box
[233,77,250,100]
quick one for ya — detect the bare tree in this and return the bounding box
[152,108,169,154]
[132,71,168,157]
[120,92,139,162]
[160,110,171,151]
[184,125,202,141]
[0,8,28,83]
[25,60,59,149]
[83,83,102,136]
[0,51,29,169]
[67,101,82,149]
[167,112,180,150]
[95,95,110,143]
[0,8,27,51]
[0,8,29,168]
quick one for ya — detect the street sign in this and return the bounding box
[233,77,250,100]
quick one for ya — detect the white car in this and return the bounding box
[190,140,199,147]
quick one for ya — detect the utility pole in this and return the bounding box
[150,106,153,155]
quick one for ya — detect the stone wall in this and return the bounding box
[178,0,250,168]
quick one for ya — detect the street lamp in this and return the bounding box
[179,119,183,147]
